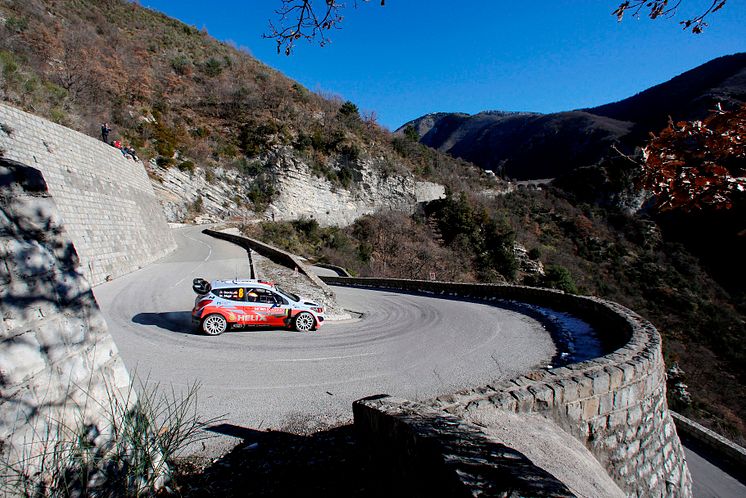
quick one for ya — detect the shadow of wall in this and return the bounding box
[0,159,133,475]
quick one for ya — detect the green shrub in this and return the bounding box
[236,158,271,177]
[177,160,195,173]
[190,127,208,138]
[150,121,180,158]
[43,82,68,106]
[170,55,190,75]
[543,265,578,294]
[156,156,174,168]
[247,175,276,211]
[339,101,359,118]
[0,50,19,75]
[5,16,29,33]
[292,83,309,102]
[292,217,320,240]
[49,107,67,124]
[201,57,223,77]
[338,143,360,162]
[239,121,283,156]
[403,124,419,141]
[295,133,313,151]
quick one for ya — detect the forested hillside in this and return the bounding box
[0,0,480,215]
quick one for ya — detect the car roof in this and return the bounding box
[211,279,275,290]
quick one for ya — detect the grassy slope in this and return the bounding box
[0,0,480,202]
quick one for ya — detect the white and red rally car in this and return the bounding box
[191,278,325,335]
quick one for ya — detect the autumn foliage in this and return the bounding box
[639,104,746,211]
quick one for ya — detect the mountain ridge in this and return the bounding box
[400,53,746,179]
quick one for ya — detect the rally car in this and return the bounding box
[191,278,325,335]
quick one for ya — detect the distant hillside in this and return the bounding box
[401,53,746,180]
[588,53,746,134]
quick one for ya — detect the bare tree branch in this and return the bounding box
[267,1,727,56]
[613,0,727,33]
[265,0,383,55]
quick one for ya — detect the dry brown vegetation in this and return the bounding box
[0,0,483,209]
[250,186,745,445]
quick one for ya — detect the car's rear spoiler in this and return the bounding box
[192,278,211,295]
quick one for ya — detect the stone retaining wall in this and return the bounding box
[354,395,577,497]
[0,160,132,474]
[0,103,175,285]
[672,411,746,482]
[325,277,691,497]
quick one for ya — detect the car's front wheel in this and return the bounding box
[293,312,315,332]
[202,314,228,336]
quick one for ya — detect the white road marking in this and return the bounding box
[171,231,213,288]
[266,352,377,363]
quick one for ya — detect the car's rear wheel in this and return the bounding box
[293,312,315,332]
[202,314,228,336]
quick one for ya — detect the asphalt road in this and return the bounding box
[686,447,746,497]
[93,225,745,495]
[94,225,555,455]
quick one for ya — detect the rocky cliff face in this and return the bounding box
[266,147,445,226]
[148,161,254,223]
[148,147,445,227]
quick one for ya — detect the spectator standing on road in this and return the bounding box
[101,123,111,143]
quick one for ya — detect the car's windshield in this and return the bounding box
[275,286,300,302]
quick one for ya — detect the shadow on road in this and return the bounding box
[174,423,390,497]
[132,311,193,333]
[132,312,308,335]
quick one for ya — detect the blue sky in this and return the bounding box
[141,1,746,130]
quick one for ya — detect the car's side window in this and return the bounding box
[258,289,277,305]
[246,288,262,303]
[272,292,288,305]
[214,288,244,301]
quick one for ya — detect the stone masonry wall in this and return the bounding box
[323,277,691,497]
[0,103,175,285]
[353,395,578,497]
[0,160,132,474]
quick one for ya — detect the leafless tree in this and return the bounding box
[266,0,384,55]
[268,1,727,55]
[613,0,727,33]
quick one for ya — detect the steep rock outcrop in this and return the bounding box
[266,147,445,226]
[148,162,254,223]
[152,146,447,227]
